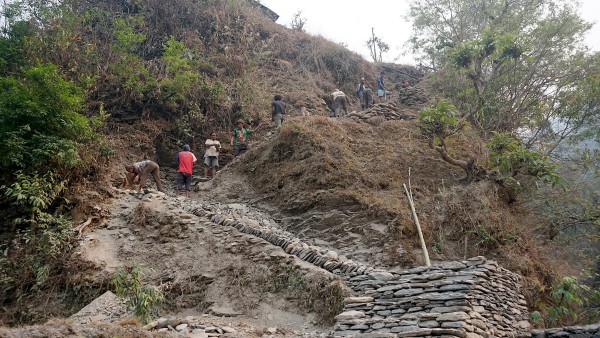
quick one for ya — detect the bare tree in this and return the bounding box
[289,10,306,32]
[366,27,389,62]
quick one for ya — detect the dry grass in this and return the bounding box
[240,117,465,216]
[220,259,348,326]
[233,116,557,305]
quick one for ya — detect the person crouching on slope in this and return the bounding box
[176,144,197,197]
[126,160,164,192]
[204,132,221,179]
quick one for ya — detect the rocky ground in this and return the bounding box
[68,186,340,337]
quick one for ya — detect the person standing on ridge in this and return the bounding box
[363,86,374,108]
[230,119,253,156]
[356,77,366,110]
[271,95,286,129]
[176,144,197,197]
[376,71,386,102]
[125,160,164,192]
[203,132,221,180]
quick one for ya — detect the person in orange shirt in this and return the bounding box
[176,144,197,197]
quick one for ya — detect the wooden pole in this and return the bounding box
[403,183,431,267]
[371,27,377,62]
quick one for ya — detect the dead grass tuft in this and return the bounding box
[220,259,348,326]
[132,204,150,228]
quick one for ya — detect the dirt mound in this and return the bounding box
[209,115,552,297]
[210,117,472,267]
[73,189,347,334]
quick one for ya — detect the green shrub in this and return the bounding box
[417,99,459,138]
[531,276,600,327]
[487,132,560,188]
[0,171,74,315]
[159,37,200,104]
[0,21,34,75]
[0,63,99,175]
[111,266,164,324]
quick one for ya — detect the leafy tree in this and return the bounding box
[2,171,65,225]
[418,99,487,181]
[418,100,559,187]
[407,0,597,153]
[0,20,33,75]
[160,36,199,104]
[531,276,600,327]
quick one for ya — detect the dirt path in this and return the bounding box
[75,186,341,337]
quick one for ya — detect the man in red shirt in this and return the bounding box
[176,144,197,197]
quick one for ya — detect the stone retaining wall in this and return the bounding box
[183,200,530,338]
[531,325,600,338]
[334,256,529,337]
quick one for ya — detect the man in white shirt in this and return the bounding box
[204,132,221,179]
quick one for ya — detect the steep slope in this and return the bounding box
[198,111,553,302]
[0,0,577,330]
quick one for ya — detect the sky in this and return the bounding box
[260,0,600,65]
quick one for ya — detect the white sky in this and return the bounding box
[260,0,600,65]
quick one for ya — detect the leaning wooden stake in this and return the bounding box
[403,183,431,267]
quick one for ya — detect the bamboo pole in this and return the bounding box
[403,183,431,267]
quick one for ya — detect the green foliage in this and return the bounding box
[109,15,156,101]
[112,17,146,53]
[366,28,389,62]
[0,212,73,293]
[548,276,588,323]
[110,266,164,324]
[408,0,595,144]
[531,276,599,327]
[417,99,459,138]
[0,171,74,318]
[160,36,200,104]
[487,132,560,187]
[2,171,65,224]
[449,31,523,69]
[0,63,99,174]
[0,21,34,75]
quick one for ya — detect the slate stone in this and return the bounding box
[369,272,395,282]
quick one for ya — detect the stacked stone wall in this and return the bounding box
[182,200,532,338]
[531,325,600,338]
[334,257,529,337]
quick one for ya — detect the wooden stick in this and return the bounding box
[76,217,94,239]
[464,234,468,260]
[404,183,431,267]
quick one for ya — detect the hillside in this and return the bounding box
[0,0,596,336]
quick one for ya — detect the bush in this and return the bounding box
[0,171,74,318]
[0,63,100,176]
[417,99,459,137]
[487,132,560,188]
[110,266,164,324]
